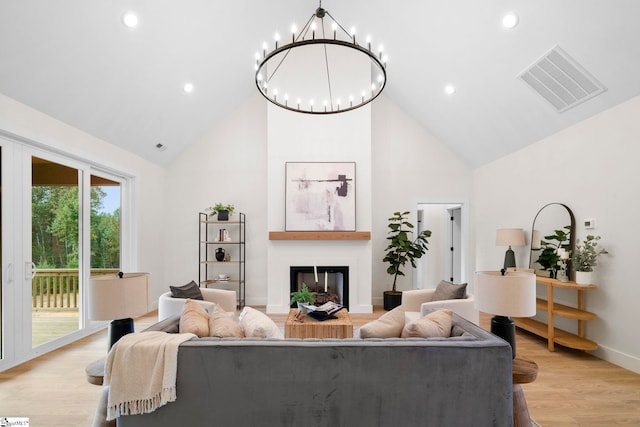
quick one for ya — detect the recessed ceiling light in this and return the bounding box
[183,83,194,93]
[122,12,139,28]
[502,12,519,29]
[444,84,456,95]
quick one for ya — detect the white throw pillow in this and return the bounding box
[239,307,283,339]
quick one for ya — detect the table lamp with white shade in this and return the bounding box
[87,272,150,349]
[475,270,536,358]
[496,228,526,269]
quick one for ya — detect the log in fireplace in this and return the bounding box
[290,266,349,309]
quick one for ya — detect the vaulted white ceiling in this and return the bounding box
[1,1,639,167]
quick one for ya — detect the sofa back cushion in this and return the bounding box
[209,312,244,338]
[179,299,210,337]
[239,307,283,339]
[401,309,453,338]
[360,305,406,338]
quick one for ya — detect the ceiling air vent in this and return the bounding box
[154,143,167,152]
[519,45,606,113]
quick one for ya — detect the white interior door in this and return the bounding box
[415,202,467,289]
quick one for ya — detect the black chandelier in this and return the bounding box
[254,2,388,114]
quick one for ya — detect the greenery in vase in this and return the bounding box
[290,283,317,305]
[572,235,608,272]
[383,211,432,293]
[207,203,235,217]
[535,226,571,277]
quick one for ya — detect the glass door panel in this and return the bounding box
[90,175,121,273]
[31,156,81,347]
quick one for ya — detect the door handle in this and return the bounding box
[5,262,13,283]
[25,262,36,280]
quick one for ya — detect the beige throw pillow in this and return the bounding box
[209,312,244,338]
[179,299,210,337]
[401,309,453,338]
[239,306,283,339]
[360,305,406,338]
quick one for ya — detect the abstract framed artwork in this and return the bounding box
[285,162,356,231]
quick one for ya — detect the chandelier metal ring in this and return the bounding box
[254,4,388,115]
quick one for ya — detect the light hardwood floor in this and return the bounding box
[1,308,639,426]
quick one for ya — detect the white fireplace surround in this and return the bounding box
[266,241,372,314]
[266,61,372,314]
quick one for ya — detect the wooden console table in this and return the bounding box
[514,276,597,351]
[285,309,353,338]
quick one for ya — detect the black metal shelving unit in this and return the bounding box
[198,212,245,308]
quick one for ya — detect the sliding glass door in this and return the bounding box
[30,155,82,347]
[0,136,126,370]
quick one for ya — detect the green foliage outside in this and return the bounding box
[32,186,120,269]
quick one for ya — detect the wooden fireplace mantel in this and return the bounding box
[269,231,371,241]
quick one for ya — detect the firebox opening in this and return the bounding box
[290,266,349,309]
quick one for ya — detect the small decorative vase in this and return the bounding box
[574,271,592,286]
[215,248,225,262]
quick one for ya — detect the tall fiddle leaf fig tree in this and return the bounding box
[382,211,432,309]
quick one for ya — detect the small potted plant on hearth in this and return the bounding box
[207,203,235,221]
[290,283,317,317]
[382,211,432,310]
[572,235,608,285]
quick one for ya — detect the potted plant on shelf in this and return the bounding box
[382,211,432,310]
[572,235,608,285]
[207,203,235,221]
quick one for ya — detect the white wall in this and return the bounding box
[0,94,167,304]
[473,95,640,373]
[371,95,474,304]
[164,94,268,305]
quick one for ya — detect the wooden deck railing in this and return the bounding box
[32,268,119,310]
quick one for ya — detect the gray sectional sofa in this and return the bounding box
[117,313,513,427]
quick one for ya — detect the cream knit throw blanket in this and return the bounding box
[104,331,195,421]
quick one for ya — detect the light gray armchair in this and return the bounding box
[401,288,479,325]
